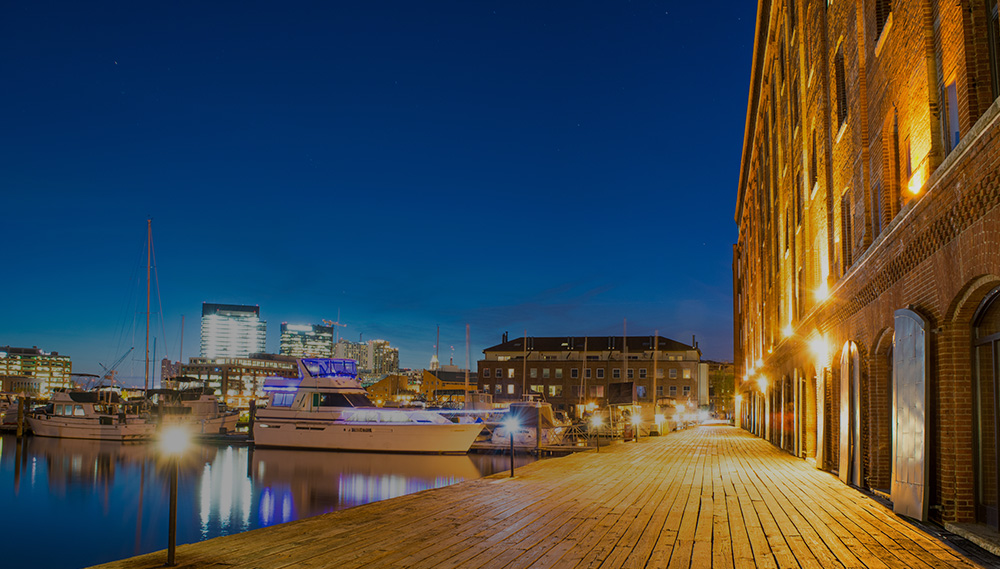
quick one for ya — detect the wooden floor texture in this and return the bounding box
[91,425,993,568]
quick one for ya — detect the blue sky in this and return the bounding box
[0,1,756,382]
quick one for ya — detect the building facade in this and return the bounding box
[200,303,267,359]
[279,323,334,358]
[334,338,400,385]
[0,346,72,396]
[477,335,701,419]
[735,0,1000,529]
[177,353,297,409]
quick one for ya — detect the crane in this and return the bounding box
[99,346,134,387]
[322,315,347,344]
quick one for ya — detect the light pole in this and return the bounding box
[631,414,642,442]
[505,419,518,477]
[591,415,603,452]
[160,425,191,567]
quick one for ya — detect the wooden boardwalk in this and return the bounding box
[91,426,993,568]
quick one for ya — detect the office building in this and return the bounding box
[177,353,297,410]
[0,346,72,396]
[200,303,266,359]
[334,338,400,385]
[279,323,334,358]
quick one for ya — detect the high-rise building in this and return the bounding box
[334,338,400,385]
[279,323,334,358]
[200,303,266,359]
[177,353,297,410]
[735,0,1000,529]
[0,346,73,396]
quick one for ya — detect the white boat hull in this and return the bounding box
[161,412,240,435]
[253,414,482,454]
[27,415,156,442]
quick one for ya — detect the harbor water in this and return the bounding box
[0,434,536,569]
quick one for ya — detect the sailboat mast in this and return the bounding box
[145,219,151,392]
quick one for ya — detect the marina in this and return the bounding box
[0,432,536,569]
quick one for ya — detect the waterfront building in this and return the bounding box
[735,0,1000,529]
[421,366,475,405]
[334,338,400,385]
[477,334,701,419]
[706,361,735,419]
[200,303,267,359]
[367,373,419,405]
[0,346,72,396]
[177,353,296,409]
[279,323,334,358]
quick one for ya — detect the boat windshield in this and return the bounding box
[316,392,373,408]
[302,358,358,379]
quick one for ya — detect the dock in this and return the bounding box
[89,425,994,568]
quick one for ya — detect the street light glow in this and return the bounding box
[160,425,191,456]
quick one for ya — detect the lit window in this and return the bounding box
[507,384,515,395]
[530,384,543,393]
[495,384,502,394]
[543,369,550,379]
[508,369,515,379]
[555,369,563,379]
[74,405,84,416]
[484,384,490,393]
[530,368,538,378]
[548,385,563,397]
[683,369,692,379]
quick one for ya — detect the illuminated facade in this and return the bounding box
[200,303,267,359]
[0,346,72,396]
[735,0,1000,529]
[178,353,297,410]
[334,339,400,385]
[279,323,334,358]
[477,335,702,419]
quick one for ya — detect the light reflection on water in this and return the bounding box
[0,434,535,569]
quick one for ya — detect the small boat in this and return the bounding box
[0,393,21,431]
[149,387,240,436]
[253,358,482,454]
[27,390,156,442]
[491,399,568,447]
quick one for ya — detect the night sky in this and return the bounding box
[1,1,756,383]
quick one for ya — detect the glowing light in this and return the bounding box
[654,413,665,424]
[757,376,768,393]
[747,367,755,377]
[675,403,685,414]
[815,281,830,302]
[908,167,925,195]
[809,335,830,366]
[631,415,641,427]
[735,394,743,403]
[160,425,191,456]
[590,415,603,428]
[755,358,763,368]
[782,324,794,338]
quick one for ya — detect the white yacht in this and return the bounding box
[253,358,482,454]
[27,390,156,442]
[491,399,568,447]
[150,387,240,436]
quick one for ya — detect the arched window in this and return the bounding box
[974,288,1000,527]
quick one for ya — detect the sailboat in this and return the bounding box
[28,221,160,442]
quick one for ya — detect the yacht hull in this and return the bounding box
[27,416,156,442]
[253,413,482,454]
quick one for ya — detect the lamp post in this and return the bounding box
[591,415,603,452]
[505,419,518,477]
[160,425,190,567]
[631,414,642,442]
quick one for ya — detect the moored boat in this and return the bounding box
[149,387,240,436]
[253,358,482,454]
[491,399,568,447]
[27,390,156,441]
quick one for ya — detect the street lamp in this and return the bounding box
[504,418,518,477]
[591,415,603,452]
[159,425,191,567]
[631,414,642,442]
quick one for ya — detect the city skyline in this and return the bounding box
[0,2,754,382]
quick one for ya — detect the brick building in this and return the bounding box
[478,334,702,420]
[735,0,1000,531]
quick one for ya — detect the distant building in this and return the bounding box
[176,353,296,410]
[334,338,399,385]
[478,334,701,419]
[421,366,475,405]
[367,373,419,404]
[0,346,72,396]
[706,361,734,418]
[279,323,334,358]
[200,303,267,359]
[160,358,181,382]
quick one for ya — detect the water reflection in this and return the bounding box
[0,434,535,569]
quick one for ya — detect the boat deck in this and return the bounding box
[88,425,995,568]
